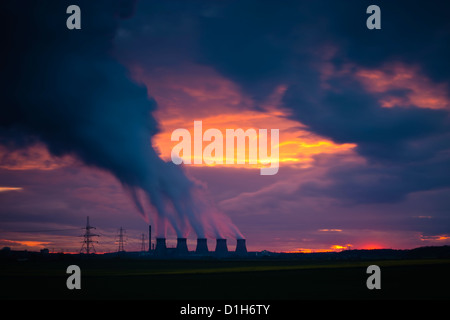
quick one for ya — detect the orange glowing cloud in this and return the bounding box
[0,143,76,171]
[0,187,23,192]
[154,108,356,171]
[0,62,358,173]
[420,234,450,242]
[1,239,51,249]
[131,63,357,171]
[355,62,450,110]
[18,240,51,247]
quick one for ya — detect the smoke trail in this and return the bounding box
[187,175,245,240]
[0,0,243,239]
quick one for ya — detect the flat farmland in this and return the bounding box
[1,258,450,300]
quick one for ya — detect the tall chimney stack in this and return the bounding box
[235,239,247,255]
[176,238,189,255]
[155,237,167,256]
[195,238,208,254]
[215,238,228,255]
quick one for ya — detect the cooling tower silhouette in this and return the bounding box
[195,238,209,254]
[176,238,189,255]
[235,239,248,255]
[155,237,167,255]
[215,238,228,255]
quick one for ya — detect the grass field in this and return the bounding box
[1,258,450,300]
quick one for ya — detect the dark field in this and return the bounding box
[1,258,450,300]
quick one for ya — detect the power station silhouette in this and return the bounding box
[80,217,248,258]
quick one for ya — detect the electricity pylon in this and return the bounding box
[80,216,99,254]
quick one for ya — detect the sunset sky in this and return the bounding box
[1,0,450,253]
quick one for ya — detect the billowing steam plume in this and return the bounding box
[0,0,243,240]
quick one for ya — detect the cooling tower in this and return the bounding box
[176,238,189,255]
[195,238,209,254]
[235,239,247,255]
[215,238,228,255]
[155,237,167,255]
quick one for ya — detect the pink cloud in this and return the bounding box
[355,62,450,110]
[0,143,76,171]
[315,46,450,110]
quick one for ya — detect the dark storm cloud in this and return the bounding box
[109,0,450,206]
[0,0,160,196]
[4,0,447,208]
[283,76,450,163]
[299,155,450,204]
[191,0,450,203]
[329,1,450,83]
[0,0,242,239]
